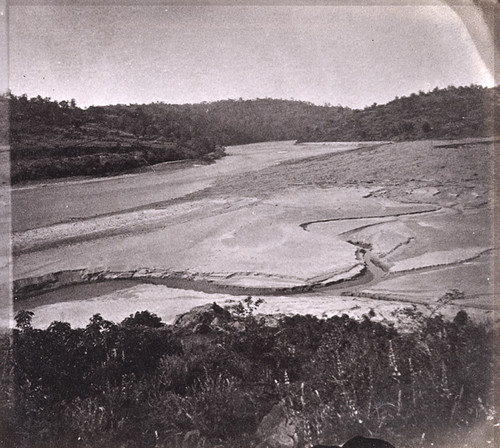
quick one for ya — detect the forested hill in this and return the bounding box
[9,85,500,146]
[6,84,500,182]
[9,96,338,147]
[299,85,499,142]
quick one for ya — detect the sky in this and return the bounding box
[6,3,496,109]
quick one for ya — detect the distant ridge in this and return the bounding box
[4,84,499,182]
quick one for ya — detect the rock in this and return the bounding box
[174,302,232,330]
[211,316,224,326]
[256,402,287,440]
[256,401,300,448]
[267,420,298,448]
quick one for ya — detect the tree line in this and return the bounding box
[5,84,499,182]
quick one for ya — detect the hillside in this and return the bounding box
[8,95,225,183]
[299,85,500,141]
[7,84,500,183]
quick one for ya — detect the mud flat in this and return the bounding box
[12,139,496,327]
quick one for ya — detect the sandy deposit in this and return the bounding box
[17,283,494,331]
[12,141,363,232]
[12,138,496,326]
[388,247,491,273]
[13,186,441,290]
[13,189,368,287]
[359,254,494,305]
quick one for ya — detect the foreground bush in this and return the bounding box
[6,307,496,448]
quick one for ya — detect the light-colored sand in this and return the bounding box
[12,141,363,232]
[13,186,441,289]
[13,200,213,252]
[388,247,491,273]
[23,283,494,331]
[12,139,495,324]
[360,256,494,304]
[13,189,365,286]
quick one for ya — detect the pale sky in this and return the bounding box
[6,3,496,109]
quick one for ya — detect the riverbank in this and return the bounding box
[15,280,495,331]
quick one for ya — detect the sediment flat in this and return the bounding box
[12,139,495,327]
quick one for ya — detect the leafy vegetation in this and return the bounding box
[4,304,496,448]
[7,84,500,183]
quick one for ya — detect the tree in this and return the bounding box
[14,310,34,331]
[121,310,164,328]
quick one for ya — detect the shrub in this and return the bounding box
[9,308,495,448]
[121,310,164,328]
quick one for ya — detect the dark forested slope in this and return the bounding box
[8,95,225,183]
[7,84,500,183]
[299,85,499,142]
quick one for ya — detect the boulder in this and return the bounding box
[174,302,232,331]
[256,401,300,448]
